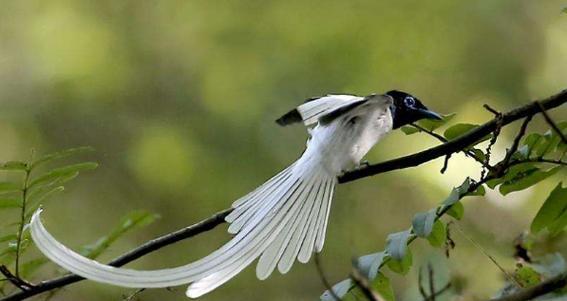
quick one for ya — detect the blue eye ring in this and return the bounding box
[404,96,416,107]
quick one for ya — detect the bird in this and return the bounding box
[30,90,442,298]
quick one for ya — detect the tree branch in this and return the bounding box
[314,253,342,301]
[2,89,566,301]
[535,101,567,144]
[489,271,567,301]
[1,209,232,301]
[339,89,567,183]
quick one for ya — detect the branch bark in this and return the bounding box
[338,89,567,183]
[1,209,232,301]
[1,89,566,301]
[489,271,567,301]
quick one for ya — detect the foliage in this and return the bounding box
[322,115,566,301]
[0,147,158,297]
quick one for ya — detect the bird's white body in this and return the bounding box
[305,97,393,174]
[30,94,395,298]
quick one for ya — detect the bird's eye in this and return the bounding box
[404,96,415,107]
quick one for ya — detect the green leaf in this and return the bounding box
[28,186,65,206]
[385,230,411,260]
[514,266,541,288]
[0,235,17,243]
[416,113,456,132]
[427,220,447,247]
[0,182,20,193]
[442,189,461,208]
[80,210,160,259]
[467,185,486,196]
[522,133,544,155]
[469,148,486,162]
[444,123,478,140]
[447,201,464,220]
[400,126,420,135]
[29,162,98,189]
[356,252,388,280]
[0,198,22,209]
[499,166,561,196]
[31,146,95,170]
[531,183,567,235]
[321,279,353,301]
[370,272,395,301]
[440,177,473,211]
[0,161,28,171]
[534,130,559,157]
[549,211,567,236]
[412,209,437,237]
[400,113,456,135]
[386,248,413,275]
[562,7,567,14]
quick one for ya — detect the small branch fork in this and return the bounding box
[481,104,503,179]
[1,89,566,301]
[0,267,33,292]
[418,264,451,301]
[339,89,567,183]
[535,101,567,144]
[490,271,567,301]
[314,253,342,301]
[350,269,382,301]
[409,123,490,173]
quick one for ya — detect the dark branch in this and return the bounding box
[0,266,34,292]
[496,115,533,175]
[339,89,567,183]
[315,253,342,301]
[489,271,567,301]
[410,123,490,169]
[535,101,567,144]
[1,209,232,301]
[350,269,381,301]
[2,89,566,301]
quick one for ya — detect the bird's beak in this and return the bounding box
[416,108,443,120]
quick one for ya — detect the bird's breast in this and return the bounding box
[304,106,393,174]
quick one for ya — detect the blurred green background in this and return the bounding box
[1,1,566,300]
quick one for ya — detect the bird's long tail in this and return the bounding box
[30,154,336,298]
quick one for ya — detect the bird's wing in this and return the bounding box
[275,94,366,127]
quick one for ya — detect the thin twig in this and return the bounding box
[314,253,341,301]
[489,271,567,301]
[453,225,521,288]
[0,267,34,292]
[428,263,435,301]
[483,104,500,116]
[508,158,567,167]
[123,288,145,301]
[350,269,381,301]
[481,110,503,179]
[410,123,490,169]
[504,116,533,166]
[418,265,451,301]
[340,89,567,183]
[1,209,232,301]
[440,154,451,174]
[2,89,566,301]
[15,162,32,277]
[535,101,567,144]
[430,283,451,300]
[418,267,428,299]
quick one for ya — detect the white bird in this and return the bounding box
[30,90,441,298]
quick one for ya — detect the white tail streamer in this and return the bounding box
[30,153,336,298]
[30,94,395,298]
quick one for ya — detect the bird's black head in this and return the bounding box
[386,90,442,129]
